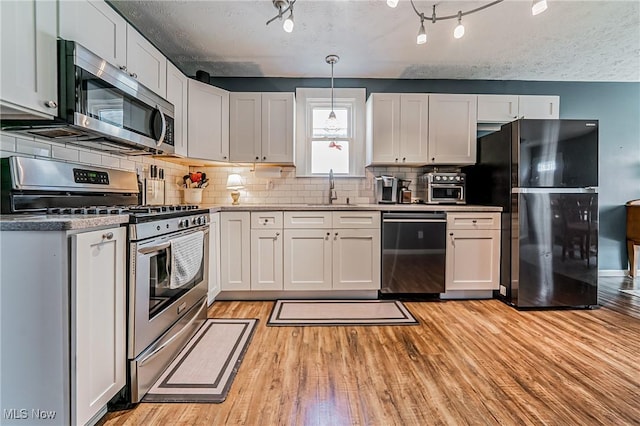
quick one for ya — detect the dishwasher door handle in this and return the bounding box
[383,218,446,223]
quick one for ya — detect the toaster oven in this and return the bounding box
[417,172,466,204]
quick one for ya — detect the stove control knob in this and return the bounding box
[436,176,441,181]
[179,219,189,228]
[197,216,205,225]
[191,217,198,225]
[455,176,460,181]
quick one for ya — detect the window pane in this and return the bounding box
[311,140,350,174]
[312,108,349,138]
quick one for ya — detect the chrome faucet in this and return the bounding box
[329,168,337,204]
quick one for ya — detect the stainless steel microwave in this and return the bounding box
[1,40,175,155]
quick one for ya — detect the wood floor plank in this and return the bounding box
[101,277,640,426]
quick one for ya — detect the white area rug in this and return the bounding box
[267,300,418,326]
[143,318,257,403]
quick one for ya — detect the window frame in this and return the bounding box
[295,87,366,178]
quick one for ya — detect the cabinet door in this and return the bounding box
[71,227,126,426]
[332,229,381,290]
[126,25,167,97]
[445,229,500,291]
[428,94,477,165]
[166,62,188,156]
[230,92,261,162]
[59,0,127,70]
[367,94,401,164]
[477,95,519,122]
[283,229,332,290]
[1,0,57,118]
[518,95,560,119]
[262,92,295,163]
[188,79,230,161]
[251,229,283,290]
[399,94,429,164]
[220,212,250,290]
[208,213,221,304]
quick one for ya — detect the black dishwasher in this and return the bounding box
[380,212,447,297]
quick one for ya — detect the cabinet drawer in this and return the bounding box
[251,211,283,229]
[447,212,500,230]
[284,211,332,229]
[332,211,380,229]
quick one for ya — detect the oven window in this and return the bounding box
[432,187,462,199]
[148,249,203,319]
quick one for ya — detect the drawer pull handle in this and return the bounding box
[103,232,114,240]
[472,220,477,223]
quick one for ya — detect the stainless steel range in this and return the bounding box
[1,156,208,404]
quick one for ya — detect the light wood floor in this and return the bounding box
[101,276,640,426]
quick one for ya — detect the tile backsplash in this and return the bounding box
[1,130,426,206]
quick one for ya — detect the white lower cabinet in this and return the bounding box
[220,212,251,290]
[0,225,126,426]
[283,228,333,290]
[71,227,126,426]
[283,211,380,291]
[332,228,380,290]
[446,213,500,291]
[208,213,221,304]
[251,229,284,290]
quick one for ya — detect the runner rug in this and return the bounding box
[267,300,418,326]
[143,318,257,403]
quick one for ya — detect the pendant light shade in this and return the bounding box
[283,10,294,32]
[387,0,399,8]
[325,55,340,134]
[416,19,427,44]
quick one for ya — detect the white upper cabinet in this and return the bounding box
[126,24,167,97]
[187,79,230,161]
[166,62,188,156]
[518,95,560,119]
[59,0,127,70]
[60,1,167,97]
[428,94,478,165]
[1,0,58,118]
[230,92,295,163]
[478,94,560,123]
[477,95,519,123]
[366,93,429,165]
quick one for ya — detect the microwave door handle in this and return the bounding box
[155,105,166,147]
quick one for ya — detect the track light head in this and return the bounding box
[531,0,548,15]
[283,10,294,32]
[454,11,465,39]
[417,16,427,44]
[387,0,399,8]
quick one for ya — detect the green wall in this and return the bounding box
[209,77,640,270]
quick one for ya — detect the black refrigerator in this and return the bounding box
[466,119,599,308]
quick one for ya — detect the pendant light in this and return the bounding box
[283,9,294,32]
[325,54,340,134]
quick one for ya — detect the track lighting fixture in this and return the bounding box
[387,0,399,8]
[407,0,547,45]
[325,55,340,134]
[266,0,296,33]
[454,11,465,39]
[531,0,548,16]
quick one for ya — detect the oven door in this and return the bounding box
[429,184,465,204]
[129,226,208,359]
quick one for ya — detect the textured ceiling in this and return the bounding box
[109,0,640,82]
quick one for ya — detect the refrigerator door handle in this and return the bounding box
[512,187,598,194]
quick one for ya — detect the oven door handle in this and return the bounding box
[138,242,170,255]
[138,298,207,368]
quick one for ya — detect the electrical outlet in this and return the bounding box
[417,230,424,239]
[499,285,507,296]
